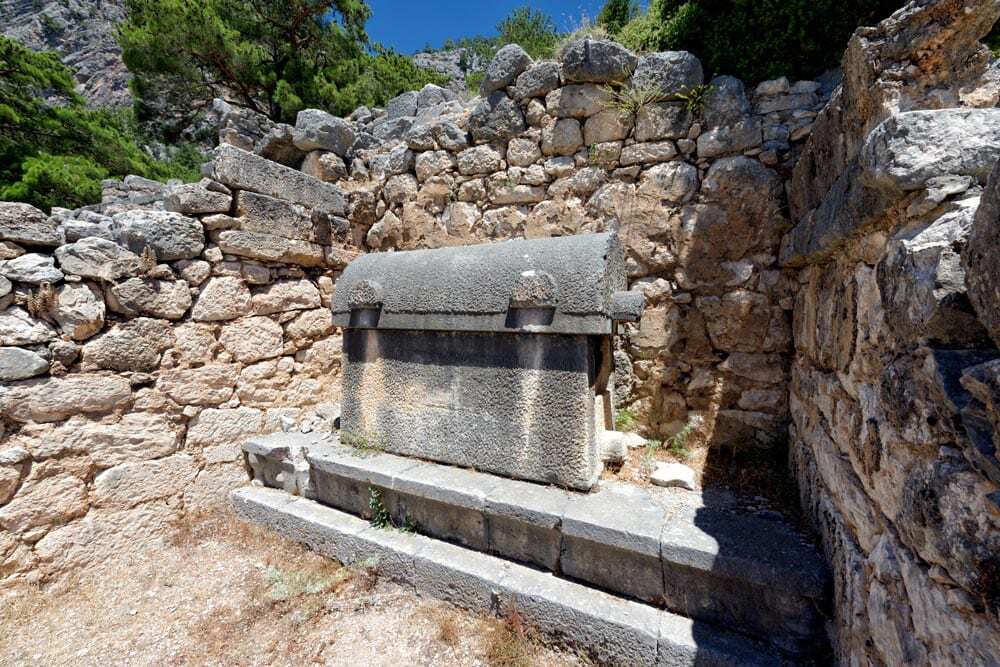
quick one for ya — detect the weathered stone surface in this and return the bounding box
[584,109,633,145]
[860,109,1000,192]
[414,151,456,183]
[114,210,205,261]
[164,180,232,215]
[292,109,355,156]
[285,308,333,342]
[507,138,542,167]
[55,237,141,281]
[416,83,457,111]
[620,141,677,166]
[469,91,526,143]
[636,161,700,204]
[219,316,283,363]
[0,253,63,284]
[541,118,583,156]
[630,51,703,96]
[211,145,347,215]
[386,90,418,119]
[650,462,697,490]
[545,84,611,118]
[255,123,306,166]
[0,373,132,423]
[965,161,1000,346]
[481,44,532,94]
[251,280,321,316]
[81,318,174,372]
[878,201,988,347]
[703,75,752,129]
[157,364,239,406]
[513,61,561,99]
[0,475,86,534]
[0,307,56,346]
[93,454,198,509]
[235,191,325,243]
[108,278,191,321]
[0,202,63,247]
[635,103,690,142]
[370,146,416,177]
[216,230,324,267]
[27,412,181,468]
[51,282,105,340]
[560,39,637,84]
[191,276,252,322]
[457,145,503,175]
[697,119,762,158]
[0,347,49,381]
[300,150,348,182]
[186,406,264,447]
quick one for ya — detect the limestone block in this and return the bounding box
[0,475,87,534]
[507,138,543,166]
[234,191,327,243]
[114,210,205,261]
[545,84,611,118]
[469,91,526,143]
[81,318,174,372]
[52,282,106,340]
[457,145,503,175]
[215,230,325,267]
[0,202,63,247]
[541,118,583,156]
[54,237,141,281]
[186,406,264,448]
[584,109,633,145]
[964,161,1000,346]
[219,316,283,363]
[191,276,252,322]
[636,161,699,204]
[164,180,232,215]
[251,280,321,316]
[512,61,561,99]
[0,373,131,423]
[0,253,63,284]
[560,39,637,84]
[481,44,532,94]
[301,150,348,182]
[635,102,691,142]
[629,51,703,96]
[0,307,56,346]
[0,347,48,381]
[620,141,677,166]
[292,109,355,156]
[157,364,239,406]
[93,454,198,509]
[107,278,191,321]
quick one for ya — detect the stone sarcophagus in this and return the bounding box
[331,232,642,490]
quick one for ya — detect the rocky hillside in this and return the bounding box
[0,0,129,107]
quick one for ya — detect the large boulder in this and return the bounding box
[235,191,327,243]
[629,51,703,97]
[965,161,1000,346]
[114,210,205,261]
[512,61,561,99]
[481,44,532,94]
[560,38,637,84]
[386,90,419,119]
[292,109,355,156]
[469,91,527,142]
[254,123,307,167]
[164,180,232,215]
[0,203,63,247]
[702,75,752,129]
[416,83,458,111]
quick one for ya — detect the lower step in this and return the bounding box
[232,486,788,667]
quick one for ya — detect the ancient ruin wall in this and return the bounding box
[784,1,1000,663]
[0,38,824,588]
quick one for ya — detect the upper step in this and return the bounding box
[244,433,830,658]
[233,485,789,667]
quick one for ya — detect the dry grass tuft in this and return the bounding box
[483,607,541,667]
[435,610,462,646]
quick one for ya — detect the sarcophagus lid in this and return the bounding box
[331,232,642,335]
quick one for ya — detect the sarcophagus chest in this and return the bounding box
[331,232,642,490]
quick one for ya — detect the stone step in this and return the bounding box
[232,486,790,667]
[244,434,830,658]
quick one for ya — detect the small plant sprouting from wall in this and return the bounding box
[602,84,665,115]
[672,84,713,117]
[343,431,385,457]
[615,408,637,432]
[139,245,158,275]
[666,416,703,461]
[25,282,56,321]
[368,487,415,533]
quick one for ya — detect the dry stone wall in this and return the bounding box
[784,1,1000,664]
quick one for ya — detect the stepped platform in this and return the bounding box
[238,433,831,665]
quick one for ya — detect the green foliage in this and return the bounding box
[597,0,640,35]
[497,7,558,60]
[672,83,713,116]
[618,0,903,83]
[554,14,610,59]
[614,408,637,432]
[0,36,202,211]
[368,487,415,532]
[118,0,444,124]
[602,84,665,115]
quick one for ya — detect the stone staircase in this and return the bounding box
[235,433,831,666]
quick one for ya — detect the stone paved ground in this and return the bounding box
[0,511,586,667]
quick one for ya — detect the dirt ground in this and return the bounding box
[0,512,587,667]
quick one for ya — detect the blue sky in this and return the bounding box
[366,1,614,54]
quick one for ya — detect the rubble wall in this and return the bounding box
[784,1,1000,663]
